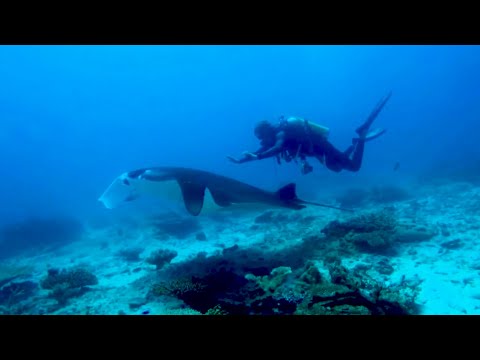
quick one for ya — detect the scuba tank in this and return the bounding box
[285,116,330,139]
[276,115,329,174]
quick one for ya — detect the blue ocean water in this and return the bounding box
[1,45,480,315]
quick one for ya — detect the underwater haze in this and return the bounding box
[1,45,480,315]
[1,45,478,224]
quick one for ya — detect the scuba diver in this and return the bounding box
[227,92,392,175]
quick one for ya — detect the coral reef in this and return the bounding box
[295,261,421,315]
[205,304,229,315]
[149,269,252,314]
[145,251,421,315]
[40,267,98,306]
[150,277,207,299]
[0,280,38,310]
[146,249,178,270]
[322,210,398,254]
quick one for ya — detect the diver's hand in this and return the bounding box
[242,151,258,160]
[227,155,241,164]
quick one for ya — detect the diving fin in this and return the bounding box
[356,92,392,139]
[352,128,387,144]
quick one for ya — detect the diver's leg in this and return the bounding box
[343,145,355,158]
[347,139,365,172]
[322,140,364,172]
[317,142,343,172]
[356,92,392,139]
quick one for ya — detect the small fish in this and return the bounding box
[393,162,400,171]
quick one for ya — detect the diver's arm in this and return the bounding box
[227,132,285,164]
[255,132,285,160]
[227,146,268,164]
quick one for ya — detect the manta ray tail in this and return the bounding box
[276,183,354,212]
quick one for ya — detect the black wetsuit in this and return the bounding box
[234,92,392,173]
[246,120,364,173]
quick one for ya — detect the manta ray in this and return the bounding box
[98,166,352,216]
